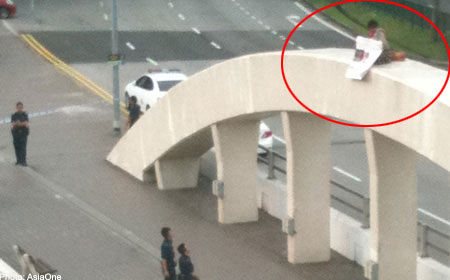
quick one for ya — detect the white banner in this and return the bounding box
[346,36,383,80]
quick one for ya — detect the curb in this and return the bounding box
[21,34,129,115]
[295,0,449,69]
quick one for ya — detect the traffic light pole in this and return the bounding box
[112,0,121,136]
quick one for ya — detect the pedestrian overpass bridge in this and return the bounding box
[107,49,450,280]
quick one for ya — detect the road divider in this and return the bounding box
[210,41,221,50]
[146,57,158,65]
[293,1,355,41]
[21,34,128,115]
[126,42,136,50]
[191,27,201,35]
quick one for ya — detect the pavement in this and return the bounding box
[0,21,365,279]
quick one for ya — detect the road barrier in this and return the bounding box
[257,144,450,266]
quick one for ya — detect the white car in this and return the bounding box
[124,69,187,111]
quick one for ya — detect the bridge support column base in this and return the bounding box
[365,130,417,280]
[282,112,332,264]
[212,120,259,224]
[155,158,200,190]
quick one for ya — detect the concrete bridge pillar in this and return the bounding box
[155,158,200,190]
[365,129,417,280]
[282,112,332,264]
[211,120,260,224]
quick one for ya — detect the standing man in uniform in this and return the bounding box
[11,102,29,166]
[177,243,199,280]
[161,227,177,280]
[127,95,141,128]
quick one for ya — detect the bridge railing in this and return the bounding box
[257,145,450,266]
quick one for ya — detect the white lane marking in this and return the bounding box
[231,0,235,2]
[236,2,240,6]
[191,27,201,35]
[258,20,264,25]
[251,16,257,20]
[240,7,245,11]
[168,2,174,8]
[418,208,450,226]
[333,166,362,182]
[294,1,355,41]
[99,1,104,8]
[2,20,18,36]
[279,35,286,40]
[289,41,295,46]
[103,13,109,21]
[126,42,136,50]
[271,30,278,35]
[146,57,158,65]
[0,102,103,125]
[297,46,304,50]
[210,41,221,50]
[286,14,301,27]
[264,25,271,30]
[178,13,185,20]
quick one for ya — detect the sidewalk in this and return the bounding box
[0,26,365,279]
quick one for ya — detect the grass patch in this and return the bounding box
[305,0,449,61]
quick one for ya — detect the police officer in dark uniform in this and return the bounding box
[127,96,141,128]
[11,102,29,166]
[177,243,199,280]
[161,227,177,280]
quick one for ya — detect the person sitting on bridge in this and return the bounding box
[177,243,199,280]
[367,19,406,64]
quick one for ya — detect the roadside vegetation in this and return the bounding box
[303,0,449,62]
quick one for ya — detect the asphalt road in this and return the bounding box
[8,0,450,221]
[3,0,449,257]
[0,22,366,279]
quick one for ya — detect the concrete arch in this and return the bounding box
[107,49,450,280]
[108,49,450,179]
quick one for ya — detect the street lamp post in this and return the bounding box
[111,0,121,136]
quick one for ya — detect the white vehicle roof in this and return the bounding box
[144,71,187,82]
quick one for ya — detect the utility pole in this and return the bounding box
[431,0,440,42]
[111,0,121,136]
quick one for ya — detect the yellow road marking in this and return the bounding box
[21,34,128,115]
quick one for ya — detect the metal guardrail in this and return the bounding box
[257,145,450,266]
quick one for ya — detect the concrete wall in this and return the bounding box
[211,120,260,224]
[366,130,418,280]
